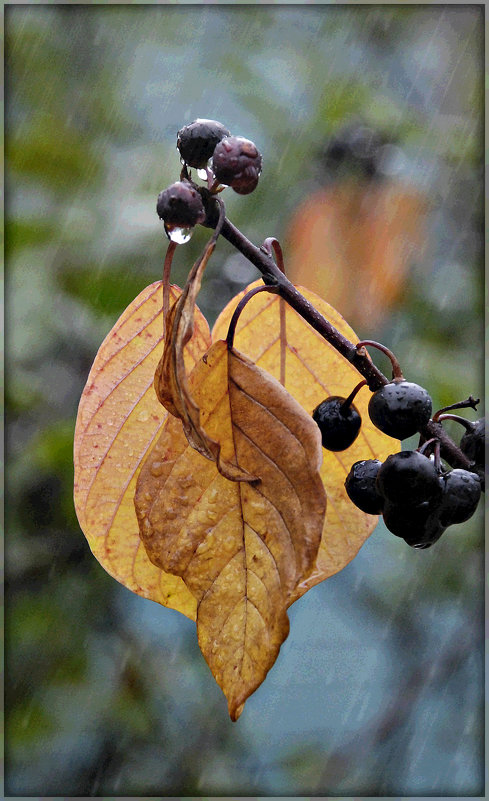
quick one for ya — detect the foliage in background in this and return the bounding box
[6,4,483,795]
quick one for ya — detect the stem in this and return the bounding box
[261,237,286,274]
[226,284,280,349]
[162,240,177,339]
[340,380,367,415]
[216,214,481,480]
[433,396,480,421]
[436,414,474,431]
[356,340,403,380]
[261,237,287,383]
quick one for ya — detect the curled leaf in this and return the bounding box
[212,282,399,599]
[74,282,211,619]
[135,340,326,719]
[155,235,253,482]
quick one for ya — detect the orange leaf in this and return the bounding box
[286,182,426,329]
[74,282,211,620]
[212,281,399,598]
[135,340,326,719]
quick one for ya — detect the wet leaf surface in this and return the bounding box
[74,282,210,619]
[135,340,326,718]
[212,281,399,598]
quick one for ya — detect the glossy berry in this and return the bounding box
[376,450,442,506]
[438,469,482,526]
[368,379,432,440]
[460,418,485,468]
[312,396,361,451]
[156,181,206,227]
[177,119,230,169]
[212,136,263,195]
[345,459,384,514]
[383,499,445,548]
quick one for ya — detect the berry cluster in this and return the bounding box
[157,119,263,243]
[345,450,481,549]
[311,341,483,550]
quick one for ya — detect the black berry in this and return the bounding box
[383,499,445,548]
[368,379,432,440]
[312,396,361,451]
[177,119,231,169]
[212,136,263,195]
[438,469,482,526]
[376,450,442,506]
[156,181,206,227]
[345,459,384,514]
[460,418,485,469]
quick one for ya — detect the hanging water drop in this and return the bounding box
[164,223,193,244]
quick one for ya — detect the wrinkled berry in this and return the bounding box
[368,379,432,440]
[438,469,482,526]
[156,181,206,227]
[177,119,231,169]
[312,396,361,451]
[376,450,442,506]
[345,459,384,514]
[212,136,262,195]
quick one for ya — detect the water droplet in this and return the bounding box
[207,487,218,504]
[150,461,165,477]
[143,519,152,535]
[179,475,194,489]
[197,167,208,180]
[166,509,177,520]
[164,223,193,244]
[207,510,218,522]
[137,410,149,423]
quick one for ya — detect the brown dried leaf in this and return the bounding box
[74,282,211,620]
[155,237,253,482]
[135,340,326,719]
[212,282,399,600]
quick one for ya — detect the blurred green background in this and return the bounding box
[5,5,484,796]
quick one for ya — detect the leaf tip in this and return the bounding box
[229,700,245,722]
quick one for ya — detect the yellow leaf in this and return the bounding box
[135,340,326,719]
[74,282,211,620]
[212,281,399,598]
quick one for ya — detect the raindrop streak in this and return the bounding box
[164,223,193,244]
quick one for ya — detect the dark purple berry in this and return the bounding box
[177,119,231,169]
[345,459,384,514]
[312,396,361,451]
[438,469,482,526]
[368,379,432,440]
[376,450,442,506]
[460,418,485,469]
[212,136,262,195]
[156,181,206,227]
